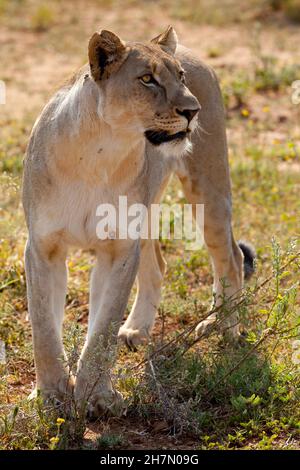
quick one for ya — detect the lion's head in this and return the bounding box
[88,26,200,156]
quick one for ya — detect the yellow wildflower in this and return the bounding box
[50,437,59,444]
[241,108,249,117]
[56,418,65,425]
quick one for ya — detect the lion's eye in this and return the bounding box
[179,71,186,83]
[141,74,152,83]
[140,74,156,85]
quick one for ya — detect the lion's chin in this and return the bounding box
[145,129,192,157]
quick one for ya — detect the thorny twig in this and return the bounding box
[130,251,300,373]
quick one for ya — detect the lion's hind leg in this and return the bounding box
[118,240,166,350]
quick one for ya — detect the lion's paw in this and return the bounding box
[196,314,242,344]
[87,389,126,420]
[118,326,149,350]
[28,387,72,414]
[28,377,74,411]
[195,314,217,339]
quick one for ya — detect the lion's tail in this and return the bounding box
[238,241,256,280]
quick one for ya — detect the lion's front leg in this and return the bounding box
[25,238,72,403]
[74,240,140,418]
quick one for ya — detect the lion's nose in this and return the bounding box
[176,107,200,123]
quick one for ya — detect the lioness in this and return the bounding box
[23,27,254,417]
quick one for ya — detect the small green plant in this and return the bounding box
[31,5,55,32]
[284,0,300,22]
[222,73,251,110]
[0,0,7,15]
[170,0,264,26]
[251,24,300,92]
[207,47,223,58]
[97,433,124,450]
[254,60,300,92]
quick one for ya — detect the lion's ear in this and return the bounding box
[151,26,178,55]
[88,30,127,81]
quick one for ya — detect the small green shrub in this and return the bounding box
[97,433,124,450]
[31,5,55,32]
[284,0,300,22]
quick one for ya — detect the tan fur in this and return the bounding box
[23,27,244,416]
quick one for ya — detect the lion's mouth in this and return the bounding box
[145,129,189,145]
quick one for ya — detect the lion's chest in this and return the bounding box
[36,179,147,249]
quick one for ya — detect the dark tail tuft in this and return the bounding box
[238,241,256,280]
